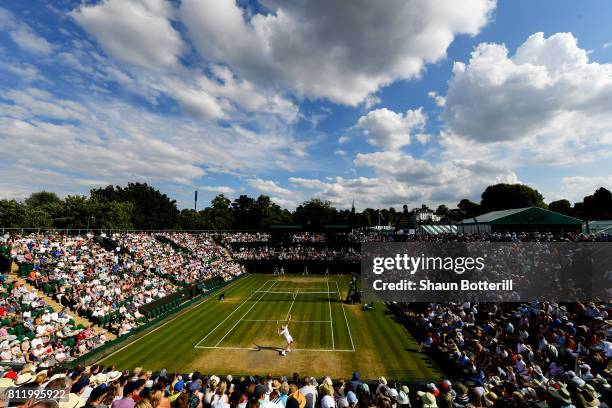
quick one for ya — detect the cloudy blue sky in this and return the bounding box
[0,0,611,210]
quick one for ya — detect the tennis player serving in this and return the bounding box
[278,315,294,356]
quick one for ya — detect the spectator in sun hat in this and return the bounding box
[416,389,437,408]
[397,386,409,408]
[375,377,388,396]
[581,383,601,407]
[549,387,573,408]
[15,371,36,386]
[0,375,15,388]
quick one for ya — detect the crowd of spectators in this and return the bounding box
[0,363,610,408]
[222,233,271,243]
[1,232,245,344]
[159,233,244,282]
[1,280,107,368]
[113,233,243,285]
[407,299,611,407]
[291,233,326,243]
[231,246,359,261]
[1,229,611,406]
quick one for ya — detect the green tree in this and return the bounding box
[25,191,62,208]
[294,199,337,229]
[54,195,92,228]
[202,194,234,230]
[0,200,25,227]
[457,199,481,219]
[90,200,134,230]
[548,199,573,217]
[22,207,53,229]
[582,187,612,219]
[90,183,179,229]
[231,195,257,229]
[255,195,293,227]
[436,204,450,216]
[480,183,546,212]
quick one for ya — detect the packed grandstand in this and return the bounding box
[0,229,611,408]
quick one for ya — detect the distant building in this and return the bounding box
[415,209,442,223]
[458,207,583,234]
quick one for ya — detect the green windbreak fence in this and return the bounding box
[138,275,224,318]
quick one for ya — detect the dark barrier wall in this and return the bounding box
[138,276,225,317]
[228,242,360,250]
[237,260,359,274]
[0,256,10,273]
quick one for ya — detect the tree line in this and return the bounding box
[0,182,610,231]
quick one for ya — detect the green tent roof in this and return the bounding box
[460,207,583,225]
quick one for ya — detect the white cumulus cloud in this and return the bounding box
[356,107,426,150]
[180,0,495,106]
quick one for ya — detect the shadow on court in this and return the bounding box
[253,344,284,352]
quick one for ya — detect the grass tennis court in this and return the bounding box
[99,274,443,381]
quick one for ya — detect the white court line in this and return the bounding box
[194,278,273,348]
[214,280,278,346]
[327,281,335,350]
[285,289,298,321]
[193,345,355,352]
[335,280,355,351]
[242,319,331,323]
[100,274,254,362]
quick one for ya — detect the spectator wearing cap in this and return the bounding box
[187,380,202,408]
[437,385,452,408]
[254,384,269,407]
[169,381,185,404]
[347,373,361,394]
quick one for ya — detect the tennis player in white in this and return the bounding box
[278,315,294,356]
